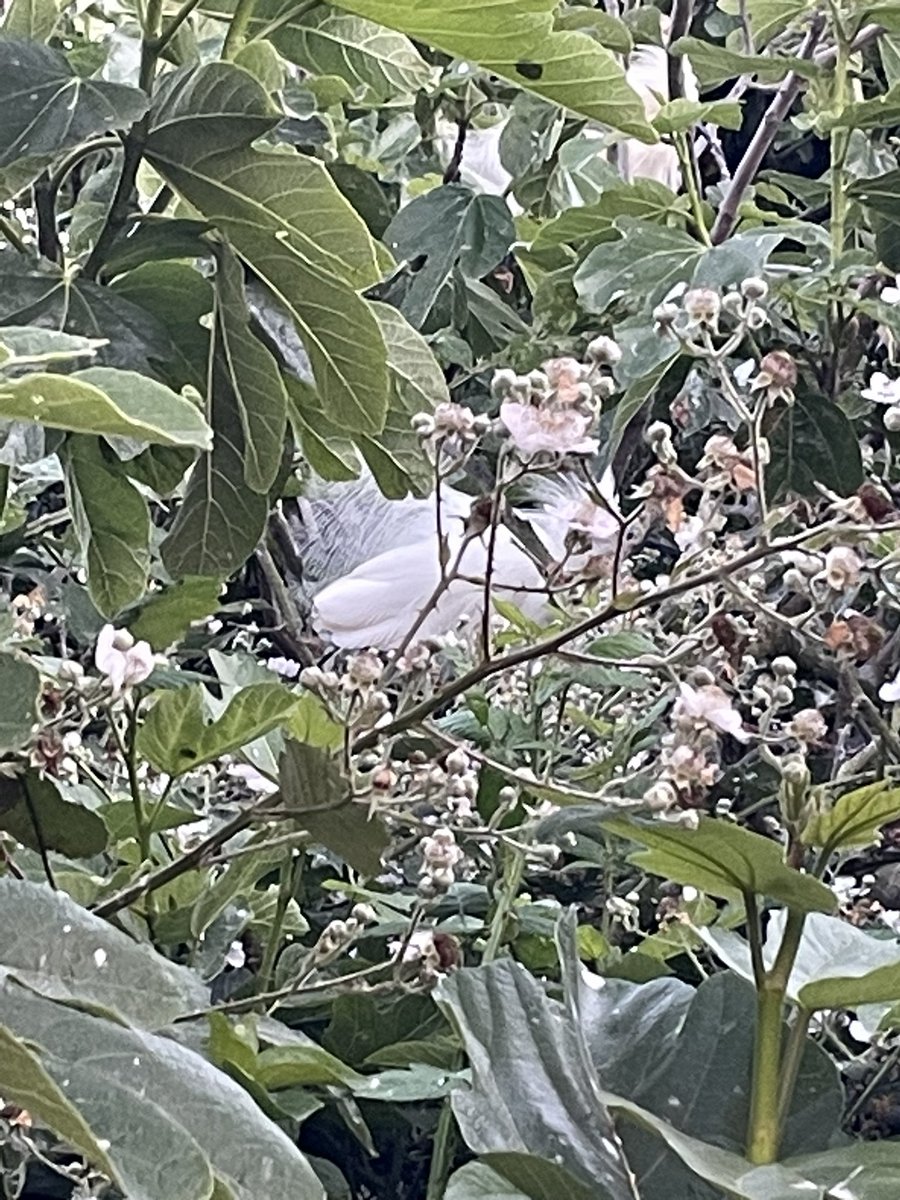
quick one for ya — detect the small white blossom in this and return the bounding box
[823,546,862,591]
[862,371,900,405]
[673,682,747,741]
[879,673,900,703]
[389,929,442,973]
[225,941,246,969]
[95,625,155,694]
[499,399,598,458]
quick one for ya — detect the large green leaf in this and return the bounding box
[1,0,59,40]
[575,221,786,316]
[0,40,146,191]
[274,7,435,104]
[0,652,40,753]
[446,1156,594,1200]
[329,0,655,140]
[437,960,636,1200]
[0,1027,118,1178]
[0,770,108,859]
[109,261,213,391]
[0,979,325,1200]
[383,185,515,328]
[0,367,211,448]
[0,877,207,1027]
[602,815,835,912]
[0,264,176,373]
[802,780,900,853]
[213,246,287,493]
[766,390,863,499]
[279,739,389,875]
[357,300,446,495]
[703,911,900,1011]
[160,371,268,580]
[65,435,151,617]
[552,912,840,1184]
[138,682,300,776]
[145,63,389,435]
[669,36,817,88]
[126,577,222,650]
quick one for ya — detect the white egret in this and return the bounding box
[296,469,621,652]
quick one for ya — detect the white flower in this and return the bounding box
[389,929,441,972]
[227,763,278,795]
[225,941,246,969]
[862,372,900,405]
[879,673,900,703]
[95,625,155,694]
[673,682,747,741]
[500,399,598,458]
[823,546,862,591]
[789,709,828,744]
[266,656,301,679]
[882,276,900,306]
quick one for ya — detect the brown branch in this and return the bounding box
[710,13,825,245]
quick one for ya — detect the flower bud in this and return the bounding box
[885,405,900,433]
[585,334,622,366]
[746,305,768,330]
[683,287,721,326]
[351,903,377,925]
[741,276,769,301]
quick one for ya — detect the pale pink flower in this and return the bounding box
[500,399,598,458]
[95,625,154,694]
[823,546,862,591]
[673,682,747,741]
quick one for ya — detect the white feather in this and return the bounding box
[307,479,548,650]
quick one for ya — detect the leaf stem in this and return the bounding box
[746,908,806,1163]
[152,0,204,53]
[221,0,259,59]
[82,0,163,279]
[256,851,303,995]
[0,214,29,256]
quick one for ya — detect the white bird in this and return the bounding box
[308,478,547,650]
[297,468,621,651]
[618,38,700,191]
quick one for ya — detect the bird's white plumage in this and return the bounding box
[308,480,549,650]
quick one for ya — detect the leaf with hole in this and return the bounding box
[329,0,655,139]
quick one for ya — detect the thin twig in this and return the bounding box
[710,14,825,245]
[355,517,896,753]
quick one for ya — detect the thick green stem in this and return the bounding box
[746,909,807,1163]
[257,853,302,996]
[778,1008,812,1123]
[221,0,259,59]
[747,985,784,1163]
[82,0,163,279]
[675,132,711,247]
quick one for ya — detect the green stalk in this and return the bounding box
[829,27,850,271]
[221,0,259,59]
[675,132,712,247]
[746,909,807,1163]
[82,0,164,279]
[257,853,303,997]
[426,843,526,1199]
